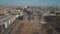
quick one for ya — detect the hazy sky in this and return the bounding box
[0,0,60,6]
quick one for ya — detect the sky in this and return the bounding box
[0,0,60,6]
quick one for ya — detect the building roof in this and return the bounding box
[0,14,16,25]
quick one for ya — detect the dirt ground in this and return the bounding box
[8,19,47,34]
[20,19,40,34]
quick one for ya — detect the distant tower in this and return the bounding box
[25,1,30,9]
